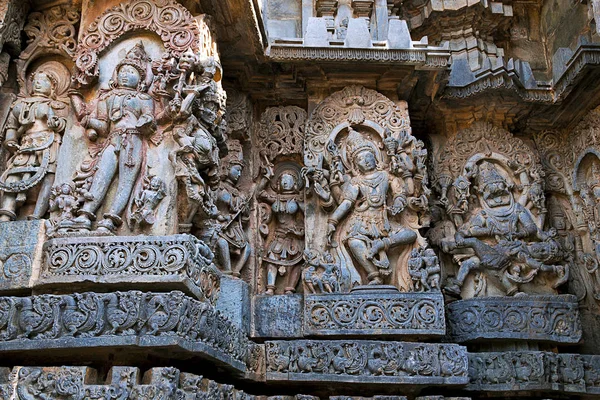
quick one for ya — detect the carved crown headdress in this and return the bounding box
[116,42,150,81]
[475,161,508,190]
[346,127,376,159]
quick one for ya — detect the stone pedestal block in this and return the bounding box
[217,275,251,334]
[253,294,303,338]
[447,295,582,344]
[39,234,220,303]
[304,290,445,338]
[0,220,44,293]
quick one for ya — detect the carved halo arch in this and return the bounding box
[304,85,411,169]
[73,0,202,85]
[573,149,600,191]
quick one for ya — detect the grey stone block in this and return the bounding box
[387,19,411,49]
[345,18,372,48]
[304,17,329,47]
[217,275,251,334]
[0,220,44,292]
[253,294,303,338]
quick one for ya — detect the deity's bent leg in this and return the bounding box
[265,263,277,295]
[30,173,55,219]
[105,135,144,218]
[215,237,232,274]
[233,244,251,277]
[0,175,22,221]
[285,265,301,294]
[79,145,119,217]
[347,238,382,284]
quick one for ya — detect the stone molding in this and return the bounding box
[447,295,582,344]
[467,351,600,395]
[265,340,468,385]
[304,292,445,337]
[0,290,255,373]
[41,234,220,303]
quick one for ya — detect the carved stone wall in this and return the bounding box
[0,0,599,398]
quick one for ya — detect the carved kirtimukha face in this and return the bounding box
[117,65,141,89]
[32,72,54,97]
[354,149,377,173]
[228,164,243,183]
[178,49,196,71]
[280,173,296,192]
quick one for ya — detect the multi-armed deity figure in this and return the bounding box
[314,127,424,287]
[195,140,251,277]
[69,42,156,233]
[0,71,67,221]
[258,161,305,295]
[442,161,569,297]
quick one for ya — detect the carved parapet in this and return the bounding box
[265,340,468,386]
[304,291,445,338]
[447,295,582,344]
[0,290,258,374]
[467,351,600,395]
[0,365,263,399]
[40,234,220,303]
[0,220,44,293]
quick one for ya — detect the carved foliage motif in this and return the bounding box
[256,106,307,162]
[0,291,251,366]
[266,340,468,383]
[0,0,28,52]
[447,295,582,343]
[304,293,445,336]
[74,0,200,84]
[41,235,220,303]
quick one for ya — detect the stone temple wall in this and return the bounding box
[0,0,599,398]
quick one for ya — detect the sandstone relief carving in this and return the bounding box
[433,122,570,298]
[304,86,430,292]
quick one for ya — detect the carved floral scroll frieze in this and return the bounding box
[447,295,582,344]
[41,234,220,303]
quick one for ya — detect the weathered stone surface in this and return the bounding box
[253,294,303,338]
[467,351,600,395]
[0,220,43,292]
[40,234,221,303]
[304,291,445,338]
[265,340,468,386]
[447,295,582,344]
[217,274,251,334]
[0,291,254,373]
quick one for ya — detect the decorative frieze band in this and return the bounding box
[265,340,468,386]
[304,292,445,337]
[0,290,255,373]
[41,234,220,303]
[467,351,600,395]
[447,295,582,344]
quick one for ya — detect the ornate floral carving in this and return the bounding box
[226,88,251,139]
[0,0,28,54]
[265,340,468,384]
[41,234,220,303]
[0,291,252,368]
[256,106,307,164]
[447,295,582,343]
[73,0,201,85]
[304,292,445,337]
